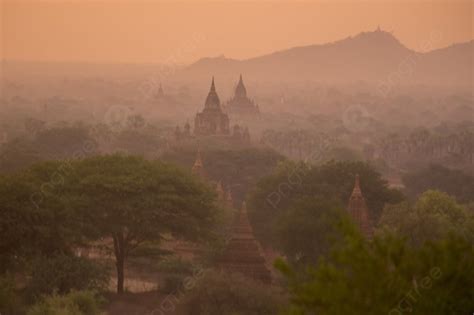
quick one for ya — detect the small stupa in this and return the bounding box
[347,174,372,238]
[191,148,207,179]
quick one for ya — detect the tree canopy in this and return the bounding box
[276,219,474,315]
[162,146,285,205]
[378,190,474,246]
[0,155,221,293]
[402,164,474,203]
[247,160,404,262]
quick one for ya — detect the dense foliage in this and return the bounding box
[28,254,109,298]
[378,190,474,246]
[63,155,219,293]
[402,164,474,203]
[277,219,474,315]
[247,160,403,262]
[0,155,221,297]
[0,125,97,174]
[27,290,102,315]
[180,272,286,315]
[162,146,285,205]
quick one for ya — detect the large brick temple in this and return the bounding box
[225,75,260,116]
[194,77,230,135]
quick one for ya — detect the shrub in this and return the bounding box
[157,257,194,274]
[180,271,286,315]
[0,274,25,315]
[28,254,109,299]
[27,290,102,315]
[160,274,185,294]
[157,257,196,294]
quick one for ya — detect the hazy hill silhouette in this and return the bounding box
[181,30,473,86]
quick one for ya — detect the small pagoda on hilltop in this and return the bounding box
[217,202,272,284]
[347,174,372,238]
[225,74,260,116]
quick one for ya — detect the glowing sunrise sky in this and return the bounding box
[1,0,473,64]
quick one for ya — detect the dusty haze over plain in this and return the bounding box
[2,0,473,64]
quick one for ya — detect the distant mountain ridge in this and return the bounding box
[180,30,473,86]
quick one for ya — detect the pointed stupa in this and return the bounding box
[204,76,221,110]
[235,74,247,98]
[157,83,164,98]
[347,174,372,238]
[191,148,207,179]
[226,74,259,116]
[183,121,191,136]
[216,202,272,284]
[216,180,225,200]
[226,189,234,209]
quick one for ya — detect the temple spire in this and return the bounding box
[226,189,234,208]
[235,74,247,98]
[192,147,207,178]
[347,174,372,238]
[156,83,164,98]
[204,76,221,109]
[352,174,362,195]
[210,76,216,92]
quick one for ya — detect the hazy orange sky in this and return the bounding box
[1,0,473,64]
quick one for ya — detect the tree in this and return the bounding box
[34,126,97,160]
[247,160,403,252]
[0,163,83,272]
[180,272,285,315]
[0,155,220,294]
[378,190,474,246]
[0,138,40,174]
[273,197,344,265]
[402,164,474,203]
[276,218,474,315]
[28,254,108,298]
[0,125,97,174]
[162,147,285,205]
[27,290,102,315]
[66,155,219,293]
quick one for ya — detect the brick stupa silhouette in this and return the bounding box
[217,201,272,284]
[225,74,260,116]
[347,174,372,238]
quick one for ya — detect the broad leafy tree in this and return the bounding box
[67,155,219,293]
[402,164,474,203]
[0,162,82,272]
[0,155,220,294]
[162,147,285,205]
[247,160,404,257]
[378,190,474,246]
[273,197,344,265]
[276,219,474,315]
